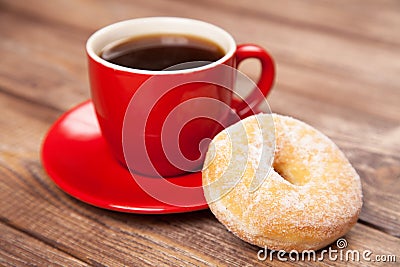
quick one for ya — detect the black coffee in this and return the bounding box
[100,34,225,71]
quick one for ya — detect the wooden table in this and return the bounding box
[1,0,399,266]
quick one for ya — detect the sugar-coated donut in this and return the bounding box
[202,114,362,252]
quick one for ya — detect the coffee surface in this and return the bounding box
[100,34,225,71]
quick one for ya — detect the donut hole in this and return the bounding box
[273,161,310,186]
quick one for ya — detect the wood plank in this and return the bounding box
[181,0,400,47]
[334,223,399,265]
[0,53,399,238]
[267,87,400,158]
[2,0,399,94]
[0,9,89,111]
[0,91,309,266]
[1,0,398,125]
[134,0,400,93]
[276,64,400,123]
[0,223,87,267]
[1,147,399,266]
[0,87,398,265]
[1,148,399,266]
[1,0,398,152]
[352,150,400,237]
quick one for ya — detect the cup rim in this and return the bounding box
[86,17,236,75]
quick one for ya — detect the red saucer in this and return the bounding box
[41,100,208,214]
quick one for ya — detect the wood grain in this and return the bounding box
[0,82,398,266]
[0,224,87,267]
[1,150,398,266]
[1,0,399,265]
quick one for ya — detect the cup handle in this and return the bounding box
[232,44,275,118]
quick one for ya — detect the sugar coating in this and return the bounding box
[202,114,363,251]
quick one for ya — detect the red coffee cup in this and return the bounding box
[86,17,275,177]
